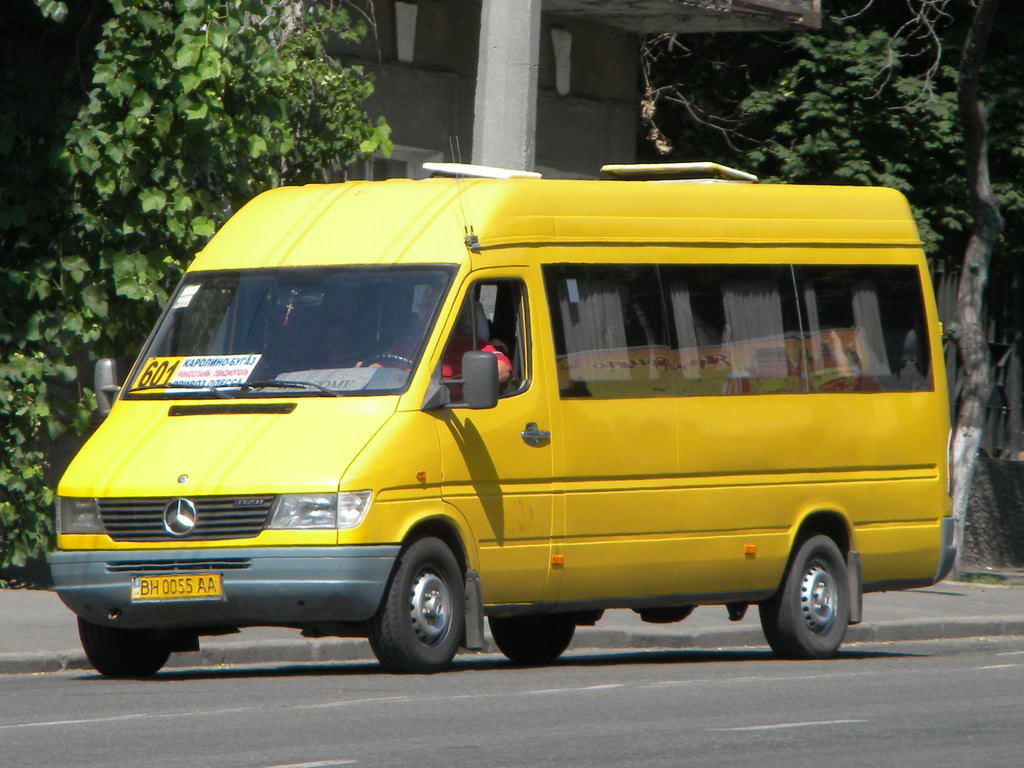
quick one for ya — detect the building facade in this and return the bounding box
[334,0,820,179]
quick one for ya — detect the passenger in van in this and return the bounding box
[896,329,927,390]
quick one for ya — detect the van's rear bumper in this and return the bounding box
[50,546,399,630]
[933,516,957,583]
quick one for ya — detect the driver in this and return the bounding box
[359,286,512,385]
[438,304,512,384]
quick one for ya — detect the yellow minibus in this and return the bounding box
[51,163,954,675]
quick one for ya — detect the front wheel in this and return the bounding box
[489,614,576,665]
[759,535,850,660]
[78,617,172,677]
[368,537,464,673]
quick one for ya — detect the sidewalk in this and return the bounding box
[3,578,1024,674]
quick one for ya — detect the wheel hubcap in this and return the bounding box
[799,562,836,634]
[409,569,451,646]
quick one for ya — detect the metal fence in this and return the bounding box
[932,258,1023,460]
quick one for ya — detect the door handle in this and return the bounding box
[521,422,550,447]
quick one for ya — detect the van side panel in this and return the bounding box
[555,398,682,600]
[542,241,949,607]
[552,394,946,602]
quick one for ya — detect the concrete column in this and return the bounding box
[471,0,542,171]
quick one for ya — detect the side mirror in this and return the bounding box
[462,351,499,410]
[94,358,120,416]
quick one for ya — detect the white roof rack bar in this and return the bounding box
[600,162,758,183]
[423,162,543,180]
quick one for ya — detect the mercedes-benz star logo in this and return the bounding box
[163,498,198,536]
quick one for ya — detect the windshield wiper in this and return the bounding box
[129,380,341,398]
[128,383,235,398]
[239,380,341,397]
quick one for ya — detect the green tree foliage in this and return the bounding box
[0,0,389,569]
[642,2,1023,266]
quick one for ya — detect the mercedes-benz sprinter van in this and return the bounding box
[52,163,954,675]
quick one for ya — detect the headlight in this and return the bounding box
[56,497,105,535]
[267,491,372,530]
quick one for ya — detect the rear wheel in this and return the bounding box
[78,617,172,677]
[368,537,464,673]
[759,535,850,659]
[489,614,576,665]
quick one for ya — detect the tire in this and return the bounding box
[78,617,172,677]
[488,614,576,665]
[368,537,464,674]
[759,535,850,660]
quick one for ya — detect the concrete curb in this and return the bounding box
[0,640,376,675]
[171,638,375,669]
[0,650,90,675]
[848,618,1024,644]
[573,617,1024,652]
[5,618,1024,675]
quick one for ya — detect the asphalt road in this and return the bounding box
[3,637,1024,768]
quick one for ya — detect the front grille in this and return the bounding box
[98,496,275,542]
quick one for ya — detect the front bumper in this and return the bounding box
[51,546,400,630]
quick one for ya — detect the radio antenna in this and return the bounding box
[447,137,479,253]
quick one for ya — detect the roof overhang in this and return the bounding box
[543,0,821,33]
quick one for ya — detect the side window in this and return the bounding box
[663,265,802,396]
[544,264,671,398]
[543,261,930,400]
[796,266,932,392]
[441,279,529,401]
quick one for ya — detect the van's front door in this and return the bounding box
[435,275,557,605]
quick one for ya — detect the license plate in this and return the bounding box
[131,573,224,602]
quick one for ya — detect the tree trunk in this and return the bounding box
[951,0,1004,575]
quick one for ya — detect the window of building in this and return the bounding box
[550,27,572,96]
[394,1,418,64]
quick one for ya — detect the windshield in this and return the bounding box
[123,266,453,399]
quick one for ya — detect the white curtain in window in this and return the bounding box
[558,280,629,381]
[668,280,700,380]
[852,280,891,376]
[722,278,785,377]
[802,280,823,375]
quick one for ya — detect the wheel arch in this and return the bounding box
[792,508,853,556]
[393,508,486,651]
[765,507,855,601]
[399,512,473,578]
[786,507,862,626]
